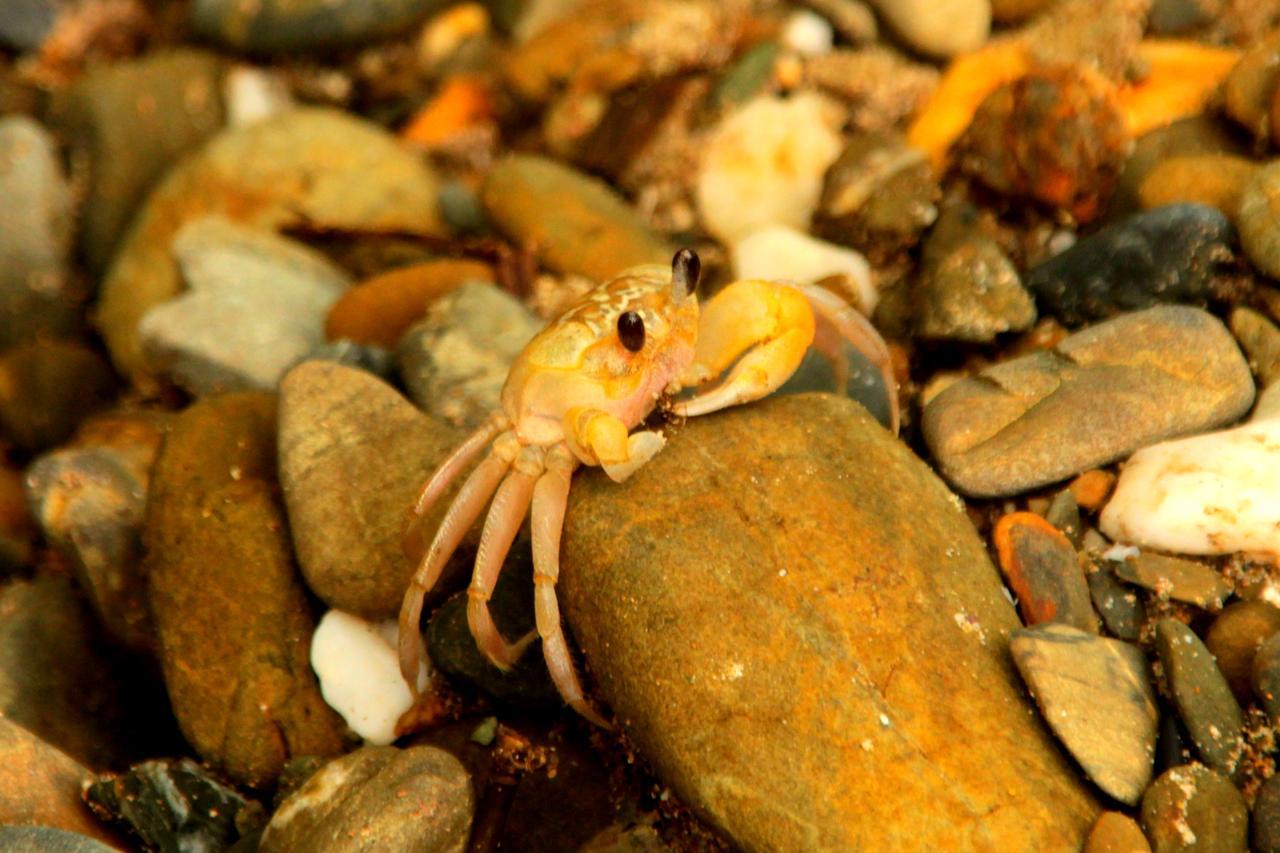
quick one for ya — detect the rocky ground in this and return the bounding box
[4,0,1280,850]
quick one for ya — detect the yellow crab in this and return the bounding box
[398,249,897,726]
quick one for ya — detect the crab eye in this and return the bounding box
[672,248,700,301]
[617,311,645,352]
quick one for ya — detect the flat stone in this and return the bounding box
[562,394,1096,850]
[1206,601,1280,705]
[138,217,350,394]
[1154,619,1244,779]
[193,0,445,53]
[993,512,1098,631]
[1254,772,1280,853]
[95,108,443,386]
[923,306,1255,498]
[1141,763,1247,853]
[258,745,473,852]
[1011,624,1157,804]
[145,393,346,787]
[1084,557,1147,642]
[1085,811,1151,853]
[0,340,117,454]
[1112,552,1232,610]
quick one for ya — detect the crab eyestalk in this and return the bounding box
[672,247,700,301]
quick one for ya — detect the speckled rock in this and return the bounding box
[923,306,1255,497]
[1141,763,1247,853]
[1084,554,1147,642]
[1112,552,1232,610]
[562,394,1096,850]
[278,360,467,618]
[1084,811,1151,853]
[866,0,990,57]
[325,260,496,348]
[0,340,117,453]
[1254,772,1280,853]
[1154,619,1244,779]
[1206,601,1280,704]
[96,108,443,386]
[193,0,445,53]
[145,393,346,787]
[258,745,473,852]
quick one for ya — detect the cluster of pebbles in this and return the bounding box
[5,0,1280,850]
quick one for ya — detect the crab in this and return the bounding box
[398,248,897,726]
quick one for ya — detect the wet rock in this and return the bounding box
[1205,601,1280,704]
[1137,155,1259,221]
[0,463,35,571]
[279,360,471,618]
[1230,307,1280,388]
[397,282,541,430]
[138,217,350,395]
[145,393,345,787]
[1223,29,1280,146]
[1255,772,1280,853]
[1084,811,1151,853]
[0,340,117,454]
[696,93,843,245]
[732,224,876,313]
[1240,162,1280,279]
[1141,763,1247,853]
[924,306,1255,498]
[563,394,1096,850]
[1112,116,1247,218]
[482,155,667,282]
[258,745,473,852]
[1045,489,1082,546]
[866,0,989,57]
[994,512,1098,631]
[1027,205,1235,327]
[193,0,443,53]
[325,259,495,348]
[1099,382,1279,557]
[86,758,261,851]
[0,116,79,349]
[1084,555,1147,642]
[1252,633,1280,722]
[1011,624,1157,804]
[49,50,225,274]
[1112,552,1232,610]
[1154,619,1243,778]
[96,108,443,386]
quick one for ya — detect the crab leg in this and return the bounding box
[531,445,610,728]
[564,406,666,483]
[398,433,518,688]
[467,447,544,670]
[412,415,505,517]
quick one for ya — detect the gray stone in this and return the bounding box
[192,0,446,53]
[1141,763,1247,853]
[1085,559,1146,642]
[1155,619,1244,779]
[916,235,1035,342]
[1113,552,1232,610]
[0,827,118,853]
[139,217,350,395]
[0,0,56,51]
[923,306,1256,497]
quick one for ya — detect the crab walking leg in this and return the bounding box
[467,447,544,670]
[672,279,816,418]
[398,438,516,687]
[531,446,610,727]
[412,415,504,517]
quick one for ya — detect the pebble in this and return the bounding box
[0,826,121,852]
[1154,619,1244,779]
[397,282,541,429]
[1205,601,1280,704]
[1084,555,1147,642]
[223,65,295,127]
[1046,489,1082,546]
[1111,552,1232,610]
[924,306,1255,498]
[781,10,833,56]
[258,745,473,852]
[1112,117,1248,218]
[482,154,668,282]
[696,93,844,246]
[1069,469,1115,511]
[1010,624,1157,804]
[1027,204,1236,327]
[49,50,225,274]
[95,108,443,386]
[325,259,496,347]
[993,512,1098,632]
[1141,763,1247,853]
[866,0,989,57]
[1254,772,1280,853]
[1239,162,1280,279]
[1084,811,1151,853]
[1099,382,1279,558]
[1252,633,1280,723]
[1223,29,1280,145]
[562,394,1095,849]
[1230,307,1280,388]
[278,360,471,617]
[192,0,442,53]
[799,0,878,43]
[310,610,429,745]
[0,116,79,349]
[731,224,876,313]
[0,339,118,454]
[144,393,345,787]
[1137,155,1259,221]
[0,0,57,51]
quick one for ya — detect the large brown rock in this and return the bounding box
[145,393,346,787]
[562,394,1097,850]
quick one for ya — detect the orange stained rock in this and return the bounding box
[1115,40,1241,137]
[401,75,495,147]
[325,259,496,346]
[993,510,1081,626]
[1068,469,1116,512]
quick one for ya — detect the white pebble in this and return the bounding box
[310,610,430,745]
[1100,383,1279,557]
[781,10,834,57]
[733,224,876,313]
[224,65,294,127]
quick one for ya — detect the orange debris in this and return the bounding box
[401,75,494,147]
[1115,40,1241,137]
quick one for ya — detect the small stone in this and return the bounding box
[139,217,351,395]
[192,0,444,53]
[1045,489,1082,547]
[781,9,833,56]
[865,0,989,57]
[0,0,57,50]
[1254,772,1280,853]
[223,65,295,127]
[0,827,119,852]
[396,282,541,430]
[1223,29,1280,145]
[1252,633,1280,722]
[1084,553,1147,642]
[1137,155,1259,221]
[1112,116,1248,218]
[325,259,495,348]
[1141,763,1247,853]
[1237,162,1280,279]
[731,224,875,313]
[1230,307,1280,388]
[1205,601,1280,704]
[1085,811,1151,853]
[994,512,1098,632]
[1154,619,1244,778]
[924,306,1255,498]
[1068,469,1115,511]
[1027,204,1236,327]
[696,93,844,246]
[1112,552,1232,610]
[0,340,117,454]
[482,154,668,282]
[258,745,473,852]
[1011,624,1157,804]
